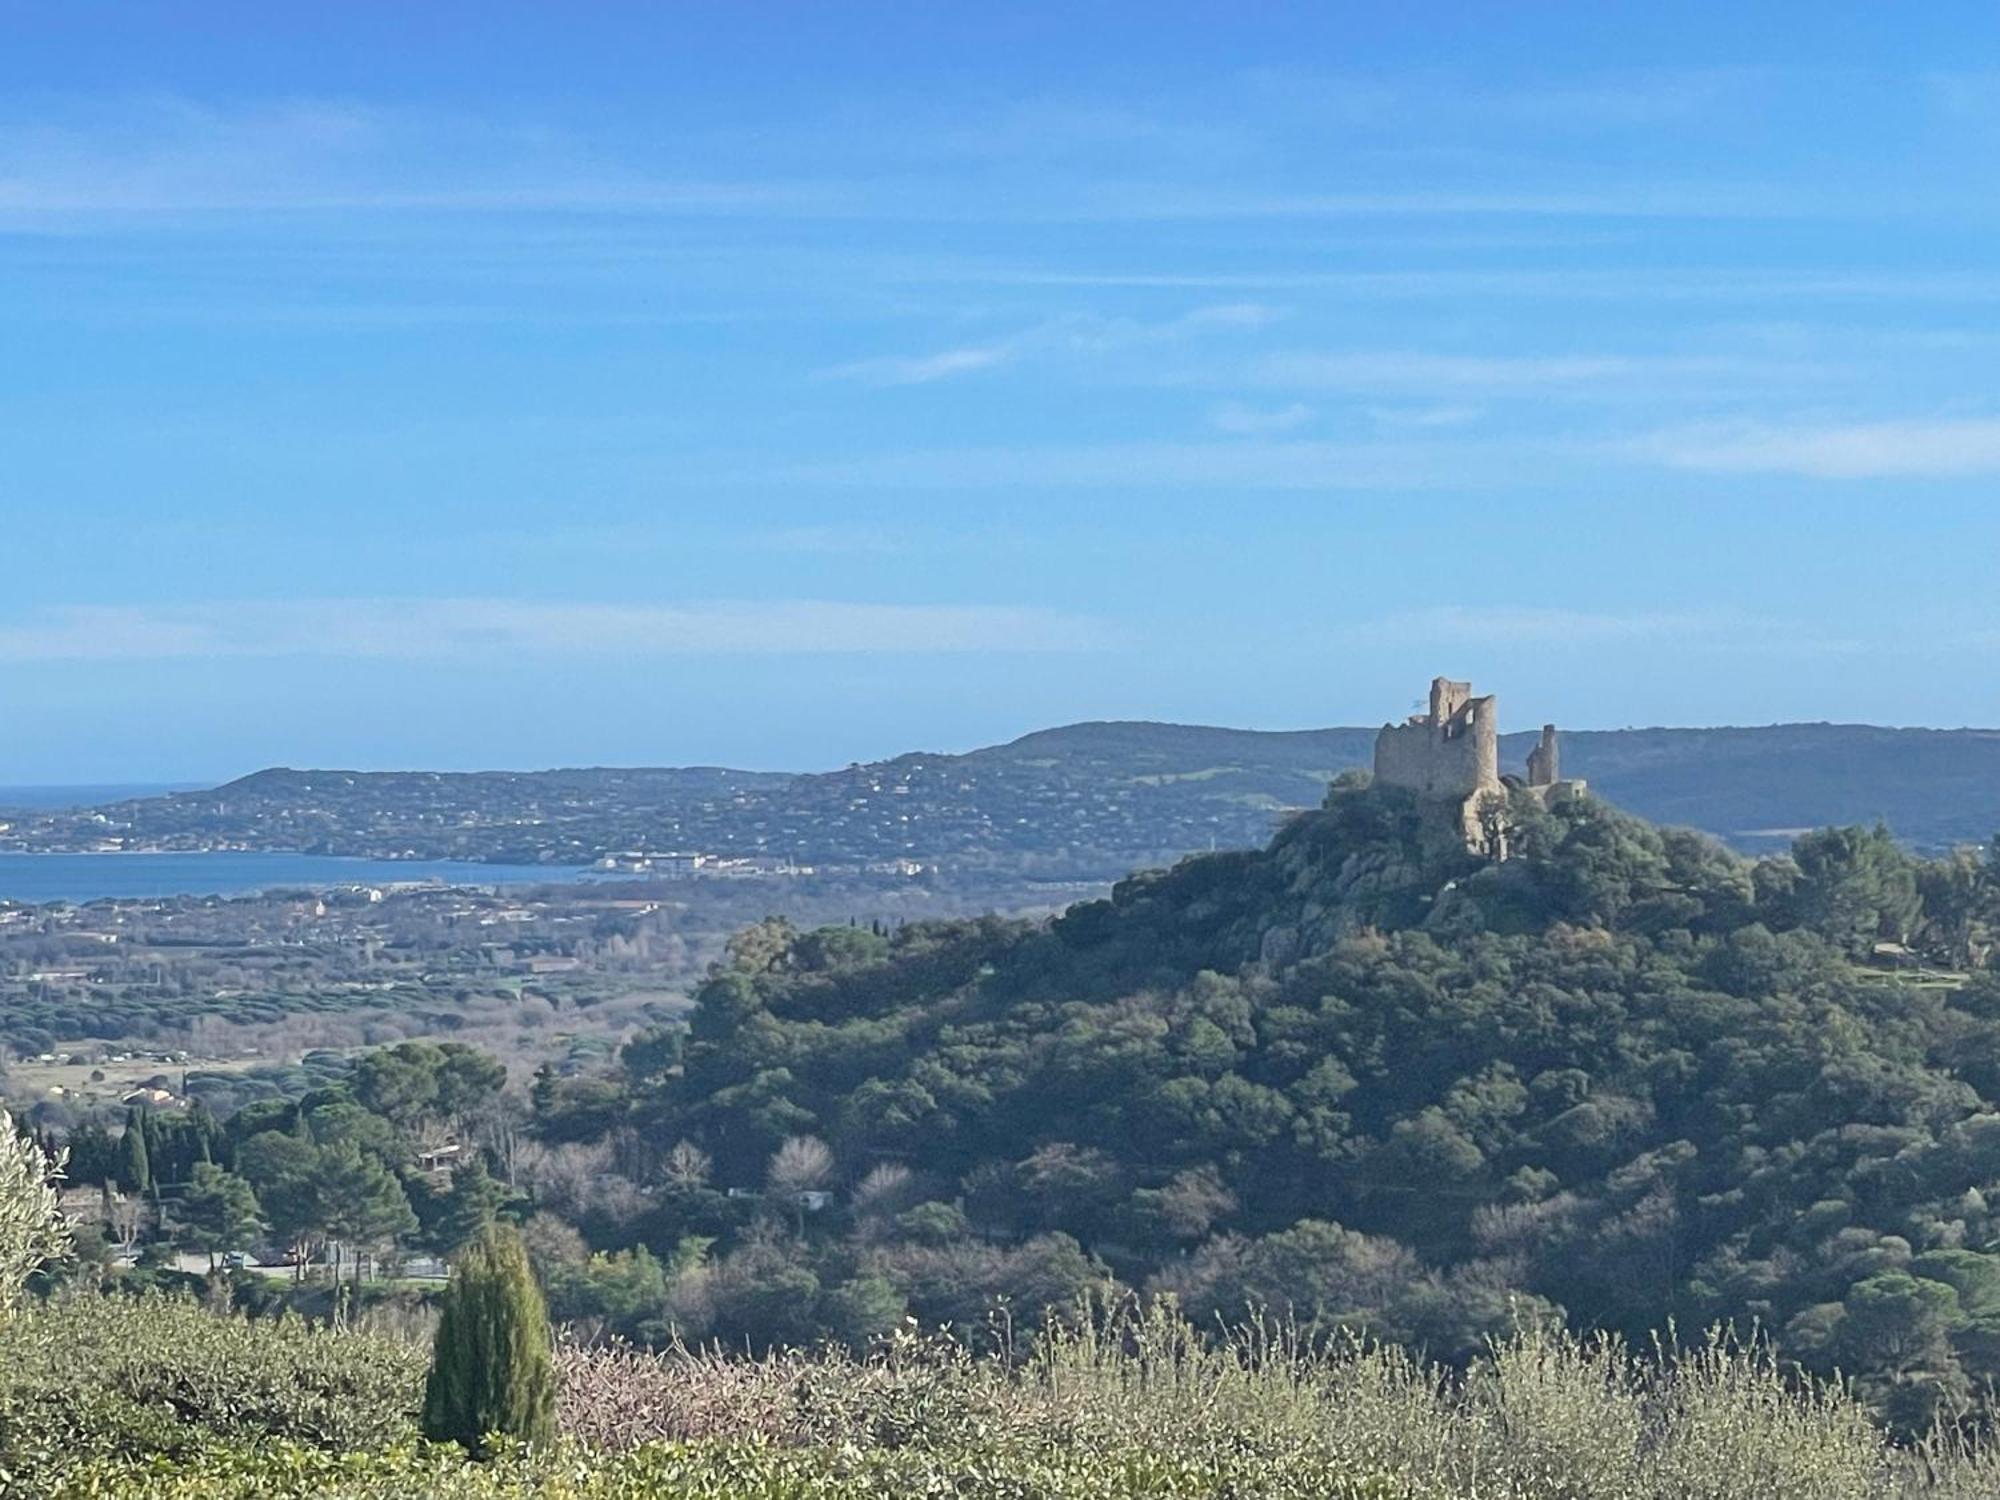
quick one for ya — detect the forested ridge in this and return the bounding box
[526,779,2000,1428]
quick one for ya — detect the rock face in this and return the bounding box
[1372,678,1584,857]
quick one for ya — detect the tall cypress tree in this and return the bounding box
[117,1109,150,1195]
[140,1110,168,1183]
[420,1224,555,1453]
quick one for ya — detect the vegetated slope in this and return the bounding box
[1552,724,2000,852]
[9,720,2000,875]
[583,784,2000,1429]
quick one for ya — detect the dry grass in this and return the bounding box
[552,1301,2000,1499]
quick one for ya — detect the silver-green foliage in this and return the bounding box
[25,1300,2000,1499]
[0,1108,67,1320]
[547,1306,1996,1500]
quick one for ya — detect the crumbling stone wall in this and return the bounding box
[1372,677,1501,798]
[1371,678,1580,859]
[1526,724,1560,787]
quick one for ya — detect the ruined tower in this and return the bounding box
[1372,677,1501,800]
[1526,724,1559,787]
[1372,678,1581,857]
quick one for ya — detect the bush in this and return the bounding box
[23,1298,2000,1498]
[422,1227,557,1452]
[0,1109,67,1321]
[0,1291,425,1480]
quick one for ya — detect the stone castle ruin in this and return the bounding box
[1373,677,1583,856]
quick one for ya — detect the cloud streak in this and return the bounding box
[820,346,1011,386]
[0,99,840,227]
[1254,350,1827,397]
[0,600,1117,661]
[772,438,1499,491]
[1337,605,1861,654]
[1209,401,1314,435]
[1079,186,1808,222]
[817,303,1284,388]
[1637,416,2000,477]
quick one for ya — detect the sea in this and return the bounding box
[0,851,602,905]
[0,783,199,809]
[0,784,617,904]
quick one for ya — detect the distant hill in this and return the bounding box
[3,719,1997,878]
[1548,724,2000,852]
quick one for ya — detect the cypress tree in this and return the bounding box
[117,1109,150,1195]
[140,1110,167,1182]
[420,1224,555,1453]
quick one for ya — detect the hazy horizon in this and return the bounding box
[12,710,2000,791]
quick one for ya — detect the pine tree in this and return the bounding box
[177,1163,264,1271]
[434,1158,507,1256]
[317,1143,416,1287]
[421,1225,555,1453]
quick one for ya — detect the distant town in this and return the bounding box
[9,721,2000,895]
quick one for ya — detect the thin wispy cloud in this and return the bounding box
[1077,185,1812,222]
[816,304,1283,387]
[942,266,2000,305]
[1209,401,1314,435]
[1473,69,1753,127]
[773,438,1502,491]
[0,600,1118,661]
[1253,350,1823,396]
[0,96,1811,233]
[1636,416,2000,477]
[745,526,911,555]
[0,99,837,226]
[1337,605,1861,654]
[1364,404,1483,429]
[1236,64,1764,133]
[820,346,1011,386]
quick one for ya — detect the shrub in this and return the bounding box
[422,1226,557,1453]
[0,1291,424,1481]
[0,1109,68,1321]
[28,1298,2000,1498]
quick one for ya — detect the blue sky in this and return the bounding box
[5,3,2000,781]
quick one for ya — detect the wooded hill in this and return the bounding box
[527,780,2000,1431]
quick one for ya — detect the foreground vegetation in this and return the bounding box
[13,1294,2000,1498]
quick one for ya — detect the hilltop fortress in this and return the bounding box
[1373,677,1583,856]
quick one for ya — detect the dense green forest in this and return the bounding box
[524,779,2000,1429]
